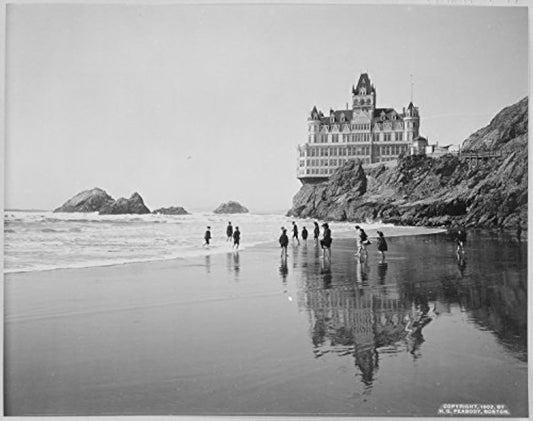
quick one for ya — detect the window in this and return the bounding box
[332,134,339,143]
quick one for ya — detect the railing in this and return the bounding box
[459,150,502,159]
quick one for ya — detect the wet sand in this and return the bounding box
[4,231,528,416]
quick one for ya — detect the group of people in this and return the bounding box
[279,221,332,259]
[354,225,388,262]
[280,221,386,261]
[203,222,241,249]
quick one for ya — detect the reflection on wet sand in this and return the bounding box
[293,231,527,391]
[225,251,241,279]
[205,255,211,274]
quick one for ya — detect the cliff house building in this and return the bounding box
[297,73,420,183]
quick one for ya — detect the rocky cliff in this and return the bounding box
[288,97,527,229]
[54,187,114,213]
[213,201,249,214]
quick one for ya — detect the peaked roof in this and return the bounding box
[320,109,354,125]
[353,73,375,95]
[372,108,404,123]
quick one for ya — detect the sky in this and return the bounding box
[5,3,529,212]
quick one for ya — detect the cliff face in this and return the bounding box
[288,97,527,228]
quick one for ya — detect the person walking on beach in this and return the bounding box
[279,227,289,258]
[355,225,370,258]
[292,221,300,245]
[203,226,212,247]
[233,226,241,250]
[320,223,332,260]
[226,222,233,241]
[376,230,388,262]
[302,226,308,245]
[313,222,320,244]
[456,228,467,262]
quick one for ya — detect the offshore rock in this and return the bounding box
[213,201,249,214]
[288,97,528,229]
[152,206,190,215]
[54,187,114,213]
[99,192,151,215]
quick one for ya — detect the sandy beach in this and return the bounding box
[4,230,527,417]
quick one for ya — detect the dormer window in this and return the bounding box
[330,116,335,123]
[360,87,366,95]
[380,111,386,121]
[340,113,345,123]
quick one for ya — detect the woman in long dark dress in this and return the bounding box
[319,223,332,260]
[279,227,289,258]
[377,230,388,262]
[233,227,241,250]
[313,222,320,244]
[301,226,308,244]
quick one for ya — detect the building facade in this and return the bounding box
[297,73,420,183]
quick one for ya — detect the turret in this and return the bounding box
[307,106,321,143]
[403,102,420,142]
[352,73,376,113]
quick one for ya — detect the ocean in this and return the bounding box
[3,211,441,273]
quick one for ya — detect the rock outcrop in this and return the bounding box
[99,192,150,215]
[213,201,249,214]
[288,97,528,229]
[152,206,190,215]
[54,187,114,213]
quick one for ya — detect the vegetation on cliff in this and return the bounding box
[288,97,527,228]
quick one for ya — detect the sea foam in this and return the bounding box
[4,211,441,273]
